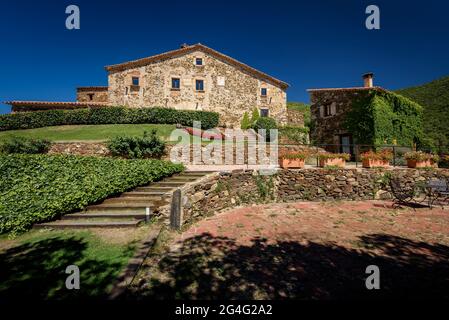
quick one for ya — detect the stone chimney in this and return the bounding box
[180,43,189,48]
[363,72,374,88]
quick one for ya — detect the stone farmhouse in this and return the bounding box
[7,43,289,128]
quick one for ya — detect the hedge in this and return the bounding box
[0,154,184,235]
[0,107,220,131]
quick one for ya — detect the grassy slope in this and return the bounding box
[395,76,449,149]
[0,124,176,142]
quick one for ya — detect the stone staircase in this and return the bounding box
[35,171,211,229]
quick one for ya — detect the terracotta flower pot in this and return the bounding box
[319,158,345,168]
[280,158,305,169]
[407,159,436,168]
[362,159,390,168]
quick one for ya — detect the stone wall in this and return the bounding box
[178,168,449,227]
[76,87,109,103]
[107,50,287,128]
[48,142,110,156]
[287,108,305,126]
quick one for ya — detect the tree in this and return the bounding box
[241,112,251,129]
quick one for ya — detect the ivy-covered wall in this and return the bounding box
[346,90,423,146]
[310,88,424,148]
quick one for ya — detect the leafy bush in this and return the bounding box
[0,154,183,235]
[0,136,52,154]
[240,112,251,130]
[107,130,166,159]
[0,107,219,131]
[253,117,278,141]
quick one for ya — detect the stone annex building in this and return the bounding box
[308,73,379,154]
[7,43,289,128]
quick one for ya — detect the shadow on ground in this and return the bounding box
[0,236,129,300]
[129,233,449,299]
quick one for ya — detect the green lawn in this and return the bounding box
[0,228,138,299]
[0,124,176,142]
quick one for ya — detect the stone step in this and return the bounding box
[86,203,157,211]
[135,186,174,192]
[182,171,213,175]
[151,182,185,187]
[62,212,148,219]
[121,191,168,197]
[167,176,200,181]
[36,219,143,229]
[101,197,165,205]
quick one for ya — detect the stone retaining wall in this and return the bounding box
[48,142,110,156]
[178,168,449,227]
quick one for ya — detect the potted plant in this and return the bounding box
[279,152,308,169]
[317,153,350,168]
[360,150,392,168]
[404,151,439,168]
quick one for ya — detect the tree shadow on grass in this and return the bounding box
[0,236,129,300]
[130,233,449,299]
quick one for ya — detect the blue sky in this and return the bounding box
[1,0,449,114]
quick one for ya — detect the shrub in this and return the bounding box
[107,130,166,159]
[241,112,251,130]
[0,136,52,154]
[0,107,219,131]
[316,153,351,161]
[0,154,183,234]
[404,151,439,162]
[253,117,278,141]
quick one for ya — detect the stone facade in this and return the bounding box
[106,45,288,128]
[76,87,109,103]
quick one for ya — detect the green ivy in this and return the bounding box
[0,154,184,235]
[344,90,423,147]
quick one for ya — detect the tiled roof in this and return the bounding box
[104,43,289,90]
[4,101,111,108]
[76,86,108,92]
[307,86,387,92]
